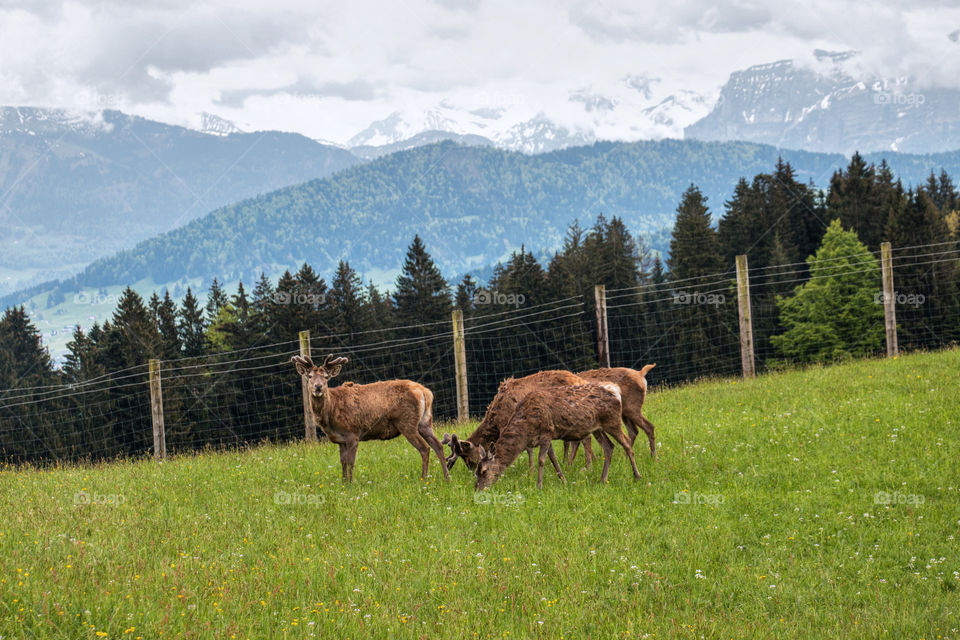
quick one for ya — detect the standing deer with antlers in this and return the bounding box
[291,354,450,482]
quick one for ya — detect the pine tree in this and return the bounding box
[329,261,367,336]
[393,236,451,326]
[771,220,883,363]
[99,288,159,370]
[666,185,731,379]
[178,288,207,358]
[885,189,958,348]
[0,306,56,389]
[157,291,182,359]
[455,275,479,316]
[826,152,886,251]
[205,278,229,324]
[249,273,276,345]
[392,236,451,395]
[668,185,723,279]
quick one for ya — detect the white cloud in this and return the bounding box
[0,0,957,144]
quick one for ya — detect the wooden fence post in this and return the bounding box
[880,242,899,357]
[149,359,166,460]
[594,284,610,368]
[299,330,317,441]
[735,255,756,378]
[452,309,469,421]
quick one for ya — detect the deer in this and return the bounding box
[569,364,658,460]
[442,370,594,473]
[473,382,642,490]
[291,354,449,482]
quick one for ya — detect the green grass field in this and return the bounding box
[1,350,958,639]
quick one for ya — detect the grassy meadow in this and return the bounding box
[1,349,958,638]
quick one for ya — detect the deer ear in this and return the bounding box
[459,439,473,454]
[291,356,312,376]
[325,356,348,378]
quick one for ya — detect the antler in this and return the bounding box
[322,354,349,368]
[291,354,315,367]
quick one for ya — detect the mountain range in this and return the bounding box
[685,50,960,155]
[0,107,360,295]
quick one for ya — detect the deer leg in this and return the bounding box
[547,444,566,483]
[608,420,642,480]
[402,431,432,480]
[567,439,581,465]
[445,452,459,471]
[623,417,640,448]
[563,441,571,464]
[580,437,594,469]
[526,447,536,472]
[638,415,656,458]
[339,439,358,483]
[419,424,451,481]
[536,445,550,489]
[593,432,614,483]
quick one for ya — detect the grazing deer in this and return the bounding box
[474,382,642,490]
[573,364,658,458]
[443,370,594,473]
[291,354,449,482]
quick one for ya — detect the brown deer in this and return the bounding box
[572,364,658,458]
[442,370,594,473]
[291,354,449,482]
[474,382,642,490]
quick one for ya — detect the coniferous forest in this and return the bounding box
[1,156,958,464]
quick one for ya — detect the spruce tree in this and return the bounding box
[205,278,229,323]
[666,186,731,379]
[771,220,883,363]
[826,152,886,251]
[668,185,723,279]
[393,236,451,326]
[157,291,182,359]
[178,288,207,358]
[329,261,367,336]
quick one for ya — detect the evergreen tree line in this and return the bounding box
[1,156,957,464]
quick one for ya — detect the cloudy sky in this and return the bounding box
[1,0,958,144]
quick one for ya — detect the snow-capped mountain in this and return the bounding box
[199,112,243,136]
[341,78,717,156]
[685,50,960,154]
[0,106,114,136]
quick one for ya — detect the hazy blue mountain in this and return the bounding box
[350,129,494,159]
[0,106,361,295]
[21,138,957,305]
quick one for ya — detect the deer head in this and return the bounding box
[445,433,485,472]
[291,354,348,399]
[473,444,498,491]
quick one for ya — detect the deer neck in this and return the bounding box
[311,390,333,426]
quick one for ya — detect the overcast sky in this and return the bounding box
[2,0,959,144]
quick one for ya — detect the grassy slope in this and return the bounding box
[1,350,958,639]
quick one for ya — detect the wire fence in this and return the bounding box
[1,241,957,466]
